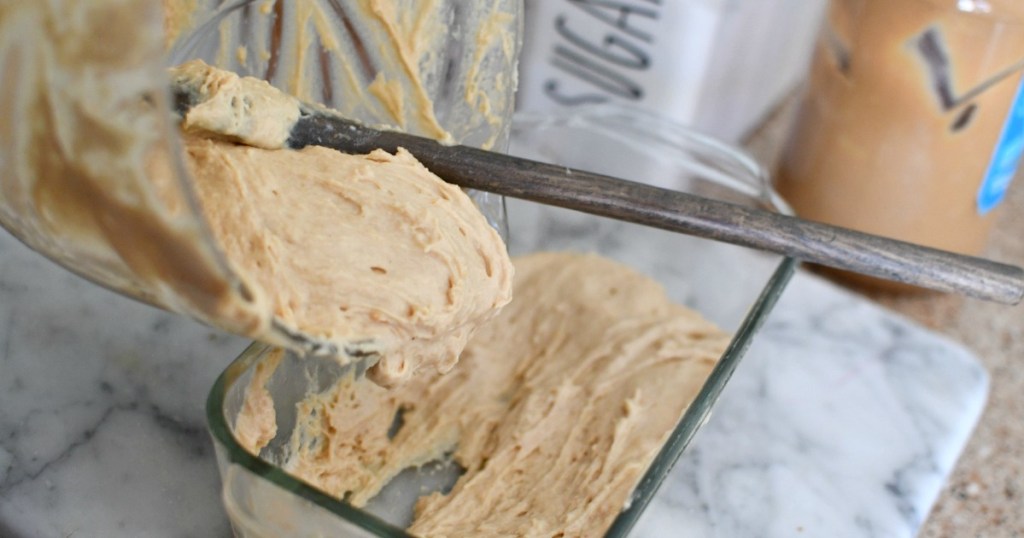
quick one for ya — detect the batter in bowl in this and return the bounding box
[0,1,519,381]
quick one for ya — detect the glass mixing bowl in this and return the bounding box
[207,105,798,537]
[0,0,521,355]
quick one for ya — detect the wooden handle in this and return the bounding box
[291,113,1024,305]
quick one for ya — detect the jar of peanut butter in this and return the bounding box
[775,0,1024,292]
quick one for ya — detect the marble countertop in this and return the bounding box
[0,194,990,537]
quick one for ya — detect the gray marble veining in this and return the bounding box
[0,229,240,537]
[633,271,986,538]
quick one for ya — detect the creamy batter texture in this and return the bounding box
[171,59,302,149]
[239,252,729,537]
[182,131,513,385]
[169,60,513,384]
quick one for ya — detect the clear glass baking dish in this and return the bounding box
[206,105,797,538]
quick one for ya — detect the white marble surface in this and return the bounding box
[0,207,987,538]
[633,272,987,538]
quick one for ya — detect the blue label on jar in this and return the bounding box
[977,76,1024,215]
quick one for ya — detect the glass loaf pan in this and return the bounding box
[206,106,797,537]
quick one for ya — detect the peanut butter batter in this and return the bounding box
[171,60,302,150]
[171,60,513,385]
[238,252,728,537]
[182,132,513,386]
